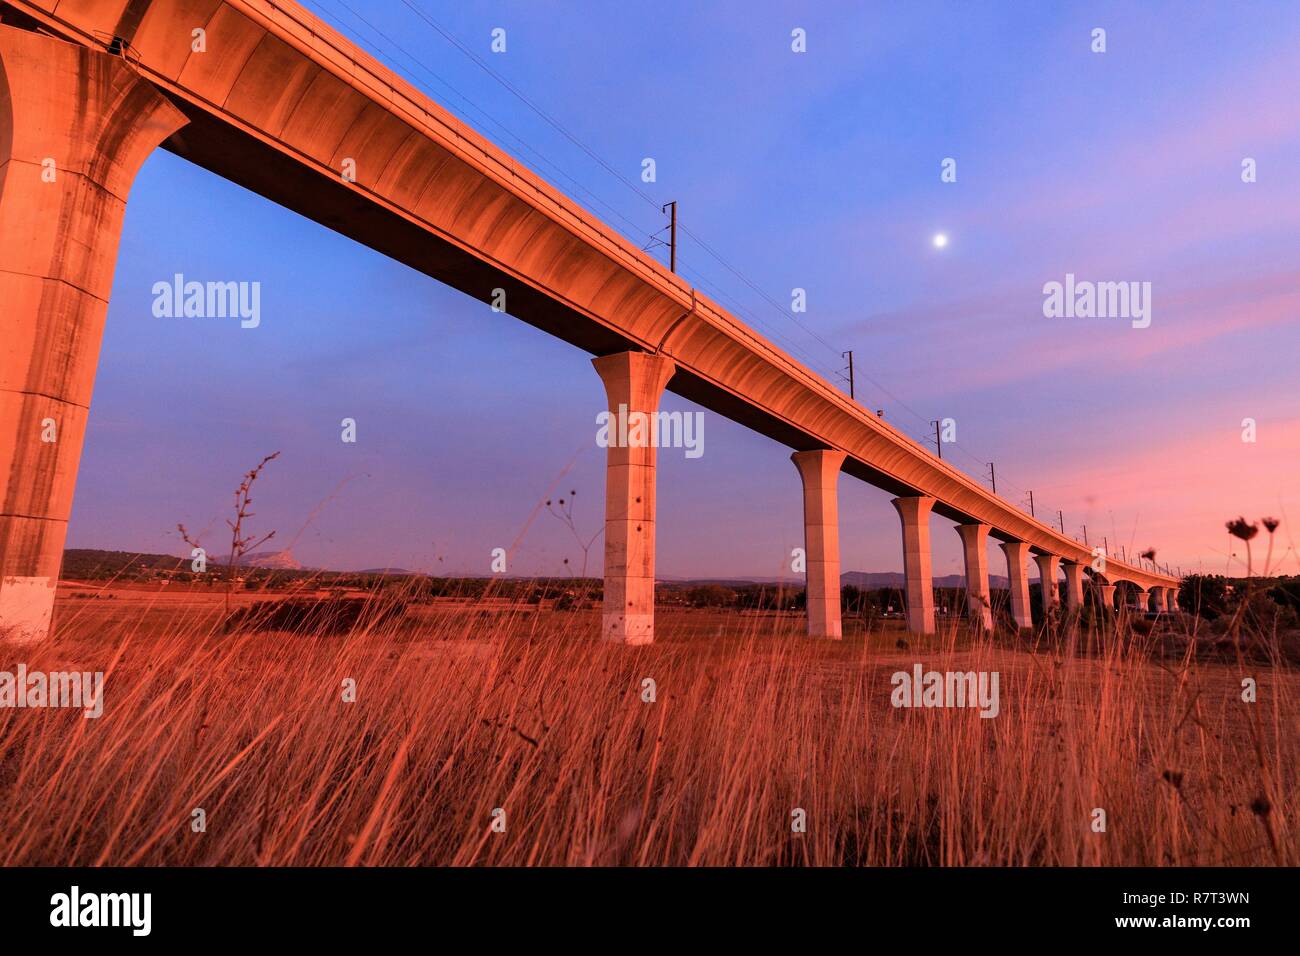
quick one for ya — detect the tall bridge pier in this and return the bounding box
[0,25,185,642]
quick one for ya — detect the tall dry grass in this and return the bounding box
[0,584,1294,866]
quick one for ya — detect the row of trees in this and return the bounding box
[674,578,1300,626]
[678,583,938,617]
[1177,574,1300,624]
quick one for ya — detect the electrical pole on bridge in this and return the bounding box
[661,201,677,272]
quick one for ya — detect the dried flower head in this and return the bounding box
[1262,516,1279,533]
[1226,517,1258,541]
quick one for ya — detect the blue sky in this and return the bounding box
[69,1,1300,579]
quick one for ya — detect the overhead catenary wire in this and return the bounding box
[312,0,855,385]
[393,0,866,374]
[304,0,1134,556]
[309,0,856,383]
[320,0,961,421]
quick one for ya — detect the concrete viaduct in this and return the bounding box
[0,0,1180,643]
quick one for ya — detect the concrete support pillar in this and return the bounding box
[1096,584,1116,611]
[1167,586,1180,613]
[1034,553,1060,616]
[591,351,675,644]
[791,449,848,639]
[891,496,935,634]
[1131,587,1149,613]
[1062,561,1084,610]
[0,26,187,643]
[955,523,993,630]
[1152,589,1167,613]
[1001,541,1032,629]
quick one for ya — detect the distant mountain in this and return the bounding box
[657,575,798,586]
[243,549,302,570]
[841,571,1010,589]
[841,571,905,588]
[62,548,1014,589]
[661,572,1012,589]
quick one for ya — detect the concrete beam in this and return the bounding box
[1034,553,1061,617]
[891,496,935,635]
[591,352,675,644]
[791,449,848,639]
[0,25,187,643]
[955,523,993,630]
[1001,541,1032,629]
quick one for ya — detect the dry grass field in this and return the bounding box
[0,581,1294,867]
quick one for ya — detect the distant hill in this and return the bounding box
[62,549,188,578]
[841,572,1010,589]
[657,575,798,586]
[661,572,1012,589]
[62,549,1012,590]
[59,549,428,586]
[62,547,314,578]
[243,549,303,570]
[841,571,905,588]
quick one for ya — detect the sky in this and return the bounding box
[68,0,1300,581]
